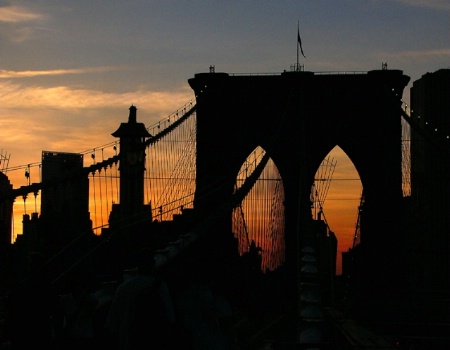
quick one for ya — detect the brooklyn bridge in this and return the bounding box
[1,67,449,348]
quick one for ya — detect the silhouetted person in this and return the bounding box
[241,240,263,317]
[59,274,98,349]
[243,240,263,273]
[177,274,239,350]
[104,247,176,350]
[6,251,59,350]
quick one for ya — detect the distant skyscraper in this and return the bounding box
[410,68,450,297]
[41,151,87,219]
[40,151,92,252]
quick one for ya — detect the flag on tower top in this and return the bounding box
[297,24,306,59]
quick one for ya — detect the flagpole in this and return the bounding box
[297,21,299,69]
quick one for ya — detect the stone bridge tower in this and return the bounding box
[189,69,410,298]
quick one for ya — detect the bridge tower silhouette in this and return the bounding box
[108,105,152,263]
[189,69,410,302]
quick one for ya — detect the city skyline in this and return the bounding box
[1,1,448,272]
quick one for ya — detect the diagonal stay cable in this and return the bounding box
[152,81,300,269]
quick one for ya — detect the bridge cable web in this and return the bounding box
[231,81,322,276]
[49,102,197,282]
[145,105,197,221]
[233,203,251,251]
[5,103,195,273]
[311,155,337,221]
[74,103,198,238]
[401,103,411,197]
[266,174,285,271]
[233,148,286,272]
[394,89,450,197]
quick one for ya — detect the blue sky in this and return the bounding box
[1,0,448,265]
[0,0,450,164]
[1,0,448,168]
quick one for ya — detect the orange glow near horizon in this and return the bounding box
[6,107,365,278]
[232,145,362,275]
[8,144,362,276]
[321,147,362,275]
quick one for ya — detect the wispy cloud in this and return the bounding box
[0,66,125,78]
[0,4,43,23]
[380,48,450,60]
[0,3,45,42]
[0,80,194,171]
[0,80,192,111]
[395,0,450,11]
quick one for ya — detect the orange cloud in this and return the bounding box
[0,67,120,78]
[0,79,192,110]
[0,79,193,173]
[0,5,43,23]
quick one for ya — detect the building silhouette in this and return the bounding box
[39,151,92,247]
[410,68,450,298]
[0,173,13,248]
[189,69,410,299]
[1,68,449,347]
[102,105,153,270]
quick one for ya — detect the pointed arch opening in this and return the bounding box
[232,146,285,272]
[312,146,362,276]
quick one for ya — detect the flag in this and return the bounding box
[297,27,306,58]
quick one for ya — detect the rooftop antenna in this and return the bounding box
[0,149,11,173]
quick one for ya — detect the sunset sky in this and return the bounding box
[1,0,449,273]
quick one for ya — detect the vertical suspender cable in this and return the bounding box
[91,172,97,232]
[98,168,104,228]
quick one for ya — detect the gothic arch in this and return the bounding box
[232,145,286,272]
[190,69,410,286]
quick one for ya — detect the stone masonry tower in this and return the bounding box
[110,106,152,258]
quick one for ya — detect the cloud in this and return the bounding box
[378,48,450,63]
[0,4,43,23]
[0,3,45,42]
[0,66,121,78]
[0,79,194,171]
[0,79,192,111]
[395,0,450,11]
[373,48,450,73]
